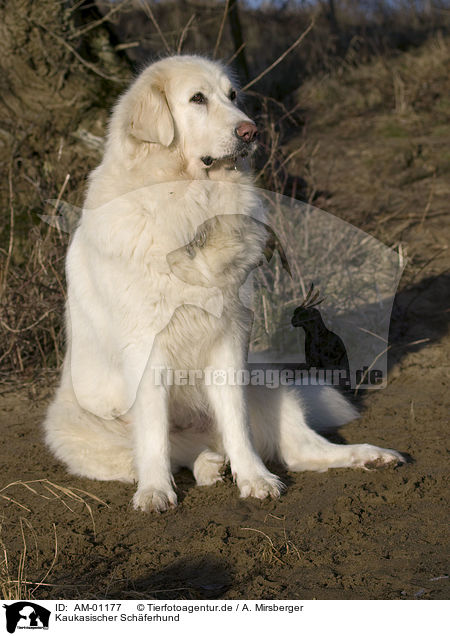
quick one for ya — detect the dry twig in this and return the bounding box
[177,13,196,54]
[1,163,15,299]
[139,0,172,55]
[214,0,230,59]
[68,0,129,40]
[242,20,315,91]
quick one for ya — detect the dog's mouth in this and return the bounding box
[201,155,242,170]
[201,141,257,168]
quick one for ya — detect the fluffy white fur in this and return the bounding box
[44,55,404,512]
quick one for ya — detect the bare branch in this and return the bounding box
[139,0,172,55]
[214,0,230,59]
[242,20,315,91]
[68,0,129,41]
[177,13,196,54]
[225,41,246,67]
[0,309,57,334]
[46,173,70,241]
[39,25,126,83]
[1,163,15,299]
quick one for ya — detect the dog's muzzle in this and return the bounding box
[201,120,258,167]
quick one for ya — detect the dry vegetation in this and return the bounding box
[0,478,108,600]
[0,0,448,379]
[1,0,448,385]
[0,3,449,598]
[0,0,127,384]
[290,33,450,253]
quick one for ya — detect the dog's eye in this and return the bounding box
[190,92,207,105]
[186,243,196,259]
[229,89,237,101]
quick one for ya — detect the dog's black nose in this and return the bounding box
[235,121,258,143]
[201,156,213,166]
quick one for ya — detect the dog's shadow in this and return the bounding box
[112,553,233,599]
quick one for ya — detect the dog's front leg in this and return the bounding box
[130,349,176,513]
[205,335,283,499]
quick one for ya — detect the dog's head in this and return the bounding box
[118,55,257,170]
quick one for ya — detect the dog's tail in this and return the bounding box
[292,384,358,432]
[248,383,357,431]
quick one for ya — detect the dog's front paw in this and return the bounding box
[237,472,284,500]
[352,444,406,469]
[133,486,177,513]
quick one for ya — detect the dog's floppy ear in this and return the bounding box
[130,75,174,146]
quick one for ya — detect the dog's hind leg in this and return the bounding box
[170,429,225,486]
[247,385,405,472]
[43,369,135,483]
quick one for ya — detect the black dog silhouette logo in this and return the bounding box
[3,602,50,634]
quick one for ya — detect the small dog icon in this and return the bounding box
[3,602,50,634]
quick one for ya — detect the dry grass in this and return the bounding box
[1,3,448,384]
[0,479,108,599]
[0,218,68,380]
[244,35,450,367]
[291,33,450,243]
[0,519,57,601]
[296,34,450,128]
[242,514,302,566]
[0,3,314,382]
[0,479,109,534]
[1,520,32,600]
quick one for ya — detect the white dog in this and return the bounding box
[44,55,404,512]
